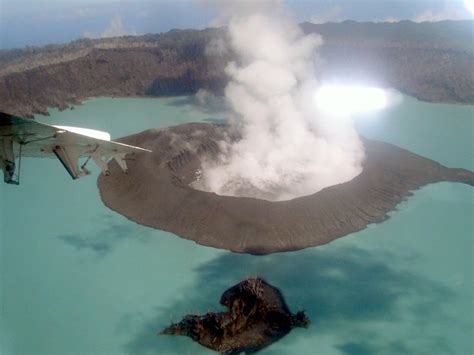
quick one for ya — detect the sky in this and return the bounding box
[0,0,473,49]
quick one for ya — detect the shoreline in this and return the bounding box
[31,92,474,120]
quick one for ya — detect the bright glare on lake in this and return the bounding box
[464,0,474,14]
[315,85,388,116]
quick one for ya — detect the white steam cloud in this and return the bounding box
[194,2,365,201]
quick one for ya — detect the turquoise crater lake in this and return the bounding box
[1,95,472,355]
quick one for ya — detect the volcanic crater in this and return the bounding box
[98,122,474,255]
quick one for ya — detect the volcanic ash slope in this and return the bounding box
[98,123,474,254]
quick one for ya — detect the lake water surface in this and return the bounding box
[1,95,472,355]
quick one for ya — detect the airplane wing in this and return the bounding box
[0,112,151,185]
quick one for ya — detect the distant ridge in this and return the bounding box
[0,20,472,117]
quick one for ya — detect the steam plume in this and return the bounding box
[195,1,365,201]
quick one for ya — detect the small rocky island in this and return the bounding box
[160,278,309,354]
[97,122,474,254]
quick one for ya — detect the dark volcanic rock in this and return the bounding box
[160,278,309,354]
[97,122,474,255]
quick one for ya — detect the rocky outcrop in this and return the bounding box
[97,122,474,255]
[161,278,309,354]
[0,20,473,117]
